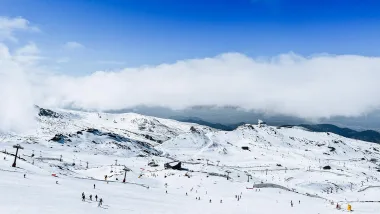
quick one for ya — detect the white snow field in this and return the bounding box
[0,107,380,213]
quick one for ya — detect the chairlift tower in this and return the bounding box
[123,166,131,183]
[12,144,24,167]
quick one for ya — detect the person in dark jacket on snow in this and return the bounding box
[95,195,98,201]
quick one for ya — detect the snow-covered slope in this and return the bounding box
[0,108,379,213]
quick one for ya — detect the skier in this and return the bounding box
[186,192,188,196]
[166,190,167,194]
[209,199,212,203]
[56,181,58,184]
[24,174,26,178]
[82,193,85,202]
[94,184,96,189]
[99,198,103,206]
[299,200,300,204]
[89,195,92,201]
[220,200,222,203]
[95,195,98,201]
[291,200,293,207]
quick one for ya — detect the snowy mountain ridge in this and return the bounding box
[0,108,380,213]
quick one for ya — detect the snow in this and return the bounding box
[0,108,379,213]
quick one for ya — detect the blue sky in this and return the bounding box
[1,0,380,74]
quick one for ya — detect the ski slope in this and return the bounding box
[0,107,379,213]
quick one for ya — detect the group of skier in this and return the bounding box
[82,192,103,207]
[185,186,304,208]
[235,192,242,201]
[185,188,227,204]
[290,200,301,207]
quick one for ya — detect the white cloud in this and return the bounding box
[3,39,380,132]
[15,42,39,55]
[0,43,38,133]
[12,42,43,65]
[64,41,84,50]
[35,52,380,120]
[0,16,38,42]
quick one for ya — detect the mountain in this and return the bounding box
[297,124,380,144]
[170,116,244,131]
[174,116,380,144]
[107,105,380,131]
[0,108,379,213]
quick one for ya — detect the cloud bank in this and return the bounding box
[2,44,380,132]
[0,43,38,133]
[42,52,379,119]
